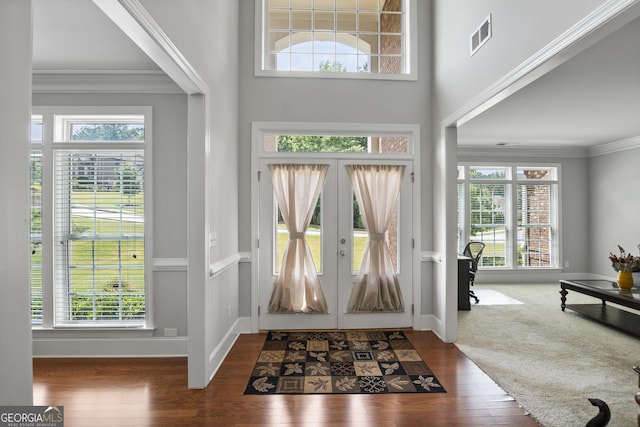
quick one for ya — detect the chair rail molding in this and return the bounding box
[422,251,443,263]
[209,253,242,279]
[153,258,188,272]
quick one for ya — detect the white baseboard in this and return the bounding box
[206,317,253,384]
[414,314,437,332]
[32,336,188,357]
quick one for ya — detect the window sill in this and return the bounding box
[32,326,155,339]
[255,69,418,81]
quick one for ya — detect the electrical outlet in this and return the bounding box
[164,328,178,337]
[564,261,569,268]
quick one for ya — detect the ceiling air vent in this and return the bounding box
[470,15,492,56]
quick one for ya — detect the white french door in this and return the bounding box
[258,158,413,330]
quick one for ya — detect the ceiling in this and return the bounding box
[32,1,640,149]
[458,14,640,149]
[32,0,158,72]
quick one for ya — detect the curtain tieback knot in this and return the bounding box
[369,232,385,241]
[289,231,305,240]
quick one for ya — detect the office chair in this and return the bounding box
[463,241,485,304]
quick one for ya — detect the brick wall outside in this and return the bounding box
[523,170,551,266]
[380,0,402,74]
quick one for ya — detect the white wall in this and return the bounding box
[0,0,33,405]
[236,1,434,322]
[588,146,640,278]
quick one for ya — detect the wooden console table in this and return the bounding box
[559,279,640,337]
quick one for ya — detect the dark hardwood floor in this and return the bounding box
[33,331,539,426]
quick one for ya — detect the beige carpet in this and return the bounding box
[456,283,639,427]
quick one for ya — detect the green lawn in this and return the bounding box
[72,190,143,212]
[275,226,368,273]
[477,241,506,267]
[31,190,145,293]
[30,190,146,320]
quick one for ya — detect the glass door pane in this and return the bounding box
[274,195,323,273]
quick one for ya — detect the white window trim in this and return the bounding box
[458,162,562,270]
[31,106,153,330]
[254,0,417,81]
[253,121,417,159]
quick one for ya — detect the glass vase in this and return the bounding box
[617,270,634,290]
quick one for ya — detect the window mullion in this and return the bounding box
[509,166,517,269]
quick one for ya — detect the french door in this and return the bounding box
[258,158,413,330]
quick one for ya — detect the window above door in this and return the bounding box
[255,0,417,80]
[254,122,417,158]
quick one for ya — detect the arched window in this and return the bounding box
[257,0,416,79]
[275,33,371,72]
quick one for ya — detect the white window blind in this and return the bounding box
[30,110,148,327]
[54,150,145,325]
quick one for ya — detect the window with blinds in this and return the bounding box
[457,164,559,269]
[30,110,149,327]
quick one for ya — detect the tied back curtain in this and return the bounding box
[268,164,329,313]
[347,165,405,312]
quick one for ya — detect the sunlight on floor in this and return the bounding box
[472,289,523,305]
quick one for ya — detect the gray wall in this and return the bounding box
[588,146,640,278]
[434,0,609,119]
[457,150,591,283]
[138,0,241,386]
[32,92,190,341]
[429,0,612,340]
[237,0,433,318]
[0,0,33,405]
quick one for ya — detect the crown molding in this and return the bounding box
[457,145,589,158]
[588,135,640,156]
[92,0,208,95]
[457,135,640,159]
[32,71,184,94]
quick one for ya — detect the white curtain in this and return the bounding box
[347,164,405,312]
[268,164,329,313]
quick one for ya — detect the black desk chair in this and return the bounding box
[462,241,485,304]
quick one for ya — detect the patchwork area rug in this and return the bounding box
[244,330,446,395]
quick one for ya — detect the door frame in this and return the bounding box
[250,122,422,332]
